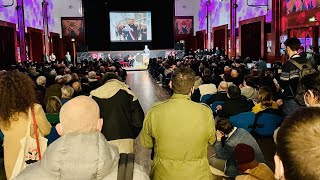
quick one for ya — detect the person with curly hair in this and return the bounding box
[0,71,51,179]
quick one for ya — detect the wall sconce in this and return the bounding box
[233,3,238,8]
[309,17,317,22]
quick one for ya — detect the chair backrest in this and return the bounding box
[0,131,3,159]
[211,101,225,112]
[0,131,3,141]
[229,112,255,132]
[253,113,283,137]
[201,94,213,103]
[46,113,60,124]
[46,126,60,145]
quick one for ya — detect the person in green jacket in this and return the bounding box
[140,66,216,180]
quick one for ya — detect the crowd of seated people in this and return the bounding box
[144,38,320,178]
[1,37,320,180]
[0,58,143,179]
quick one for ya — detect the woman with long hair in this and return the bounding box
[0,71,51,179]
[45,96,62,145]
[46,96,62,124]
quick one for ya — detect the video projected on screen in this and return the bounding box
[110,12,152,42]
[287,0,320,14]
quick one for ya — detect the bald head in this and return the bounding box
[72,81,82,93]
[59,96,100,134]
[231,69,239,78]
[224,66,231,74]
[218,81,228,91]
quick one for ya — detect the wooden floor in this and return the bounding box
[126,71,171,113]
[126,71,171,174]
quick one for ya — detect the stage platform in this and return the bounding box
[123,60,148,71]
[77,49,175,62]
[124,66,148,71]
[77,49,185,71]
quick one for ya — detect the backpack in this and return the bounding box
[288,59,317,105]
[289,60,316,78]
[117,153,134,180]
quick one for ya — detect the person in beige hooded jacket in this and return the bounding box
[14,96,149,180]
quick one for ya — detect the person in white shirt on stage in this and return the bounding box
[65,52,72,66]
[49,53,56,62]
[144,45,150,54]
[106,54,114,64]
[143,45,150,66]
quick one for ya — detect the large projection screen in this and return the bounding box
[110,12,152,42]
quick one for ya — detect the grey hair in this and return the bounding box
[61,85,74,98]
[36,76,46,86]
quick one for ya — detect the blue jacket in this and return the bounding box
[214,128,265,177]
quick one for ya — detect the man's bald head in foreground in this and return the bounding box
[56,96,102,135]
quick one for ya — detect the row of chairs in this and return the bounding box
[119,60,131,68]
[200,94,283,137]
[200,94,212,104]
[229,111,283,137]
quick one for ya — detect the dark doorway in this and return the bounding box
[241,22,261,59]
[0,25,16,69]
[214,29,226,51]
[196,30,206,50]
[28,28,44,62]
[50,32,61,59]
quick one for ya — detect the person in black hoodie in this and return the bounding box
[90,73,144,153]
[35,76,47,108]
[217,84,252,118]
[80,77,91,95]
[88,71,102,90]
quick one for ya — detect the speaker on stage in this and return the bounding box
[175,42,184,50]
[175,43,180,50]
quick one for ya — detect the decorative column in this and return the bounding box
[71,38,76,66]
[230,0,237,57]
[16,0,26,63]
[206,0,212,49]
[271,0,281,60]
[42,0,49,61]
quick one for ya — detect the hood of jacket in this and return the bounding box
[241,86,258,100]
[90,79,137,101]
[41,132,119,179]
[199,84,217,96]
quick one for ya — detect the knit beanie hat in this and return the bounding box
[235,143,255,165]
